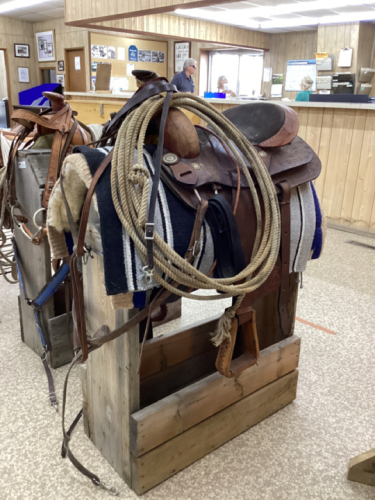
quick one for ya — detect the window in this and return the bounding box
[208,49,263,97]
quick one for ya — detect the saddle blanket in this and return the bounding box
[47,146,324,309]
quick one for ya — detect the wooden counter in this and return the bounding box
[67,92,375,235]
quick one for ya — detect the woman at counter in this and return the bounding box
[295,75,314,102]
[217,75,236,97]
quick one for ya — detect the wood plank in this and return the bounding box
[131,335,300,456]
[140,347,217,408]
[350,111,375,231]
[140,314,221,379]
[339,109,367,226]
[348,448,375,487]
[131,370,298,494]
[313,107,334,200]
[83,254,140,485]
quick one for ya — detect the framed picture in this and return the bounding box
[36,30,55,62]
[18,67,29,83]
[174,42,190,73]
[14,44,30,58]
[58,60,64,71]
[56,74,65,87]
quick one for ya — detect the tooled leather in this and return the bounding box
[259,106,299,148]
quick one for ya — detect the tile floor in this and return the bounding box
[0,227,375,500]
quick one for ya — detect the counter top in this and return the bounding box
[203,97,375,110]
[65,92,375,110]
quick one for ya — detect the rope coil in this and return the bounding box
[110,93,281,307]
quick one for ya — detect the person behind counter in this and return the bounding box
[217,75,236,97]
[170,58,197,93]
[295,75,314,102]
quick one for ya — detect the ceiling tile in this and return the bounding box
[15,13,52,21]
[298,9,337,17]
[332,5,375,14]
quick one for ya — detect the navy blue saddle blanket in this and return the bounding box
[74,146,214,302]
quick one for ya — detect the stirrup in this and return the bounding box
[215,306,259,378]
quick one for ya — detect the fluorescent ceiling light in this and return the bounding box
[0,0,51,13]
[260,10,375,28]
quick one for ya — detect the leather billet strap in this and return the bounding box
[215,306,259,378]
[145,90,173,271]
[276,181,292,337]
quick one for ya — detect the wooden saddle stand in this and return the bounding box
[60,77,321,493]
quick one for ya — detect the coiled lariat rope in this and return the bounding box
[111,93,281,343]
[0,165,17,284]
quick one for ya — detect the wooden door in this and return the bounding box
[65,48,86,92]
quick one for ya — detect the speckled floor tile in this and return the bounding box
[1,227,375,500]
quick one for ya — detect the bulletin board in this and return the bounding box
[90,32,168,92]
[285,59,317,92]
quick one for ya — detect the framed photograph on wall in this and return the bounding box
[14,44,30,58]
[56,74,65,87]
[18,67,29,83]
[174,42,191,73]
[58,60,64,71]
[36,30,55,62]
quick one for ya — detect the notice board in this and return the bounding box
[90,32,167,92]
[285,60,317,92]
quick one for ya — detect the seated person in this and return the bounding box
[217,75,236,97]
[295,76,314,102]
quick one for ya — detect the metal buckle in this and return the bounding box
[145,223,155,240]
[92,478,119,496]
[82,245,94,265]
[142,265,154,283]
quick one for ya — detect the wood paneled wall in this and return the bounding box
[65,0,244,24]
[262,30,318,100]
[356,22,375,95]
[33,19,91,92]
[317,22,360,75]
[74,15,270,50]
[0,16,38,107]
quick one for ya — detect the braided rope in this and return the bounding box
[110,93,281,309]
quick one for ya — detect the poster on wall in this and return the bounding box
[18,67,29,83]
[91,62,97,72]
[92,76,96,90]
[271,74,283,97]
[91,44,107,59]
[108,46,116,60]
[138,50,151,62]
[36,30,55,62]
[174,42,190,72]
[152,51,165,63]
[56,74,65,87]
[129,45,138,62]
[285,60,316,91]
[118,47,125,61]
[126,63,134,76]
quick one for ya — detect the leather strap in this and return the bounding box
[215,306,259,378]
[277,181,292,337]
[145,90,173,270]
[100,79,177,145]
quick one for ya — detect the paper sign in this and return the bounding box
[263,67,272,83]
[338,47,353,68]
[75,57,81,70]
[118,47,125,61]
[18,161,26,169]
[129,45,138,62]
[126,63,134,76]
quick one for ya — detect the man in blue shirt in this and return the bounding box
[171,58,197,93]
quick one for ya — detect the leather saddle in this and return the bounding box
[158,102,321,377]
[11,91,89,209]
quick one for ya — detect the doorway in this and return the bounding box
[65,48,86,92]
[40,67,56,84]
[0,49,11,127]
